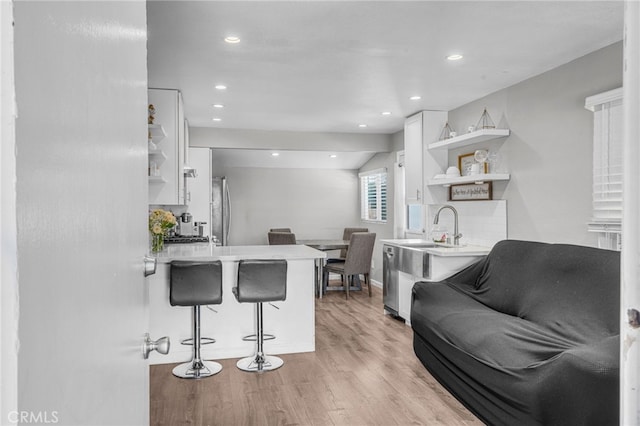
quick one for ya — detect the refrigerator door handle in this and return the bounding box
[224,180,231,245]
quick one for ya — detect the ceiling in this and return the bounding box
[147,1,623,168]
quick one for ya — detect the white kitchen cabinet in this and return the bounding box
[148,88,185,205]
[404,113,424,204]
[187,147,212,235]
[404,111,448,205]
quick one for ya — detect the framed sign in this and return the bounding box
[449,182,493,201]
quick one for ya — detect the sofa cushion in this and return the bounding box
[412,282,583,369]
[443,240,620,341]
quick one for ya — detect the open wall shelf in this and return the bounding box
[427,173,511,187]
[428,128,510,151]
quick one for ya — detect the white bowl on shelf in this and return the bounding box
[446,166,460,177]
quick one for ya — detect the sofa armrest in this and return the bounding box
[442,256,488,289]
[535,336,619,425]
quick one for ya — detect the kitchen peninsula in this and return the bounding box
[146,243,325,364]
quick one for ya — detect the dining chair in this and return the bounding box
[268,231,297,245]
[323,232,376,299]
[327,227,369,264]
[270,228,292,233]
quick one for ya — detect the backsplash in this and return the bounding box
[427,200,507,247]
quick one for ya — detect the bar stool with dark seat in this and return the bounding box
[170,260,223,379]
[233,259,287,372]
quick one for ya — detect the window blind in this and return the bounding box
[585,88,623,239]
[359,169,387,223]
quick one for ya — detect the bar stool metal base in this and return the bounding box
[236,354,283,372]
[172,360,222,379]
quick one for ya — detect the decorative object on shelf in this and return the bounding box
[446,166,461,177]
[149,208,177,252]
[474,149,489,173]
[467,126,475,133]
[458,152,488,176]
[449,182,493,201]
[475,108,496,129]
[439,122,455,140]
[488,149,503,173]
[148,104,156,125]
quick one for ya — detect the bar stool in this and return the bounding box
[170,260,223,379]
[233,259,287,372]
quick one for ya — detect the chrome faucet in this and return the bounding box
[433,205,462,246]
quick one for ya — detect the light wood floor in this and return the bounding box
[150,284,483,426]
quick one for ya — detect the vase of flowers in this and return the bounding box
[149,209,177,252]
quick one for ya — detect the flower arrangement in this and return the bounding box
[149,209,176,252]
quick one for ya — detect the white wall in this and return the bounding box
[211,165,360,246]
[447,42,623,246]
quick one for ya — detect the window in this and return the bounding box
[585,88,623,250]
[359,168,387,223]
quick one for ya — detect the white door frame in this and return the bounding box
[622,1,640,424]
[1,1,19,423]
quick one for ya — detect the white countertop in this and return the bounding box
[380,239,491,257]
[152,243,327,263]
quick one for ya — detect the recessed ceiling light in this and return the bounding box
[409,95,421,101]
[329,154,337,158]
[224,36,241,44]
[212,104,224,108]
[212,118,222,122]
[271,152,280,157]
[381,111,392,116]
[358,124,368,128]
[447,54,463,61]
[215,85,227,90]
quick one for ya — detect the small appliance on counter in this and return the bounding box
[165,212,210,244]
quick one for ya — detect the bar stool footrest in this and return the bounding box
[180,337,216,346]
[241,333,275,342]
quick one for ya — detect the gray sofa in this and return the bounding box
[411,239,620,426]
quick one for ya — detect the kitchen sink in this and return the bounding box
[399,241,467,249]
[401,243,438,249]
[397,242,438,249]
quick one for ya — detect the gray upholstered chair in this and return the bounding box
[270,228,292,233]
[233,259,287,372]
[268,231,296,245]
[323,232,376,299]
[170,260,223,379]
[327,227,369,264]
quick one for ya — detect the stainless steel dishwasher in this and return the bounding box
[383,244,431,317]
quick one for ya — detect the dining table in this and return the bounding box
[297,239,351,298]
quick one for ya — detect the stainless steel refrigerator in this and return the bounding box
[210,176,230,245]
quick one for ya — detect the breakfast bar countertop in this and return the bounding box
[152,243,327,263]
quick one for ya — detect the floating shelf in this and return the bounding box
[428,128,510,151]
[427,173,511,187]
[148,176,167,184]
[148,124,166,142]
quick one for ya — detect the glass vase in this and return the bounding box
[151,233,164,252]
